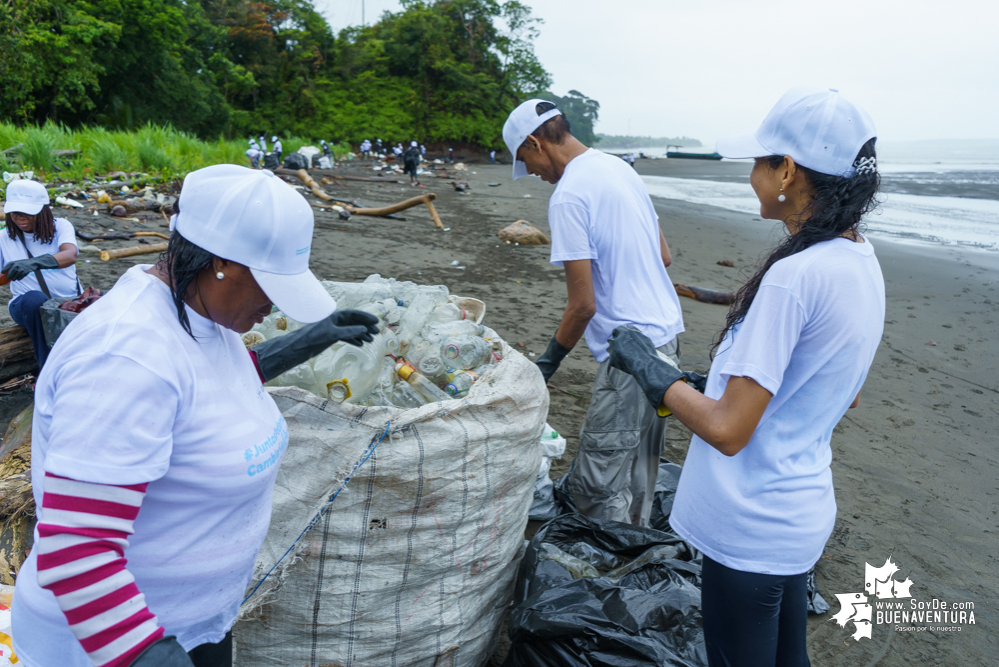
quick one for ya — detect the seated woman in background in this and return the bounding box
[1,178,80,368]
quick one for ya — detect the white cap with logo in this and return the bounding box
[502,99,563,180]
[171,165,337,323]
[716,87,876,178]
[2,179,50,216]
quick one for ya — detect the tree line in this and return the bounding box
[0,0,600,148]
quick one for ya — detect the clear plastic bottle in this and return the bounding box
[443,369,478,397]
[428,303,466,324]
[390,380,425,408]
[265,361,318,393]
[441,334,493,370]
[429,320,485,339]
[397,292,438,349]
[396,362,452,403]
[418,354,447,383]
[321,332,394,404]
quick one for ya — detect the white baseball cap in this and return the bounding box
[716,87,876,178]
[2,179,50,216]
[502,99,563,180]
[171,165,336,323]
[411,141,418,147]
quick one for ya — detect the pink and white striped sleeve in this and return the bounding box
[36,472,164,667]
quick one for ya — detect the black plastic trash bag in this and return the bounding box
[284,152,309,170]
[504,513,707,667]
[40,297,77,347]
[263,152,280,170]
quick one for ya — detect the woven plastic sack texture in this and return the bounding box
[234,342,547,667]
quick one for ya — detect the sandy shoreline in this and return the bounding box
[1,159,994,664]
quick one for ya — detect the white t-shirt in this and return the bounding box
[13,265,288,664]
[0,217,79,303]
[548,148,684,362]
[669,237,885,575]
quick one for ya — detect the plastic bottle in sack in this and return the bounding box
[266,361,318,392]
[444,369,478,397]
[241,331,266,349]
[390,380,425,408]
[418,354,448,383]
[429,320,485,339]
[428,303,467,324]
[441,334,493,370]
[396,362,452,402]
[322,332,395,403]
[397,292,438,348]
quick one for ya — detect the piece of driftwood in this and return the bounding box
[673,283,736,305]
[0,326,37,383]
[100,241,169,261]
[281,168,444,229]
[78,230,170,242]
[0,405,35,584]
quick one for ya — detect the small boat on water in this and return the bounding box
[666,151,723,160]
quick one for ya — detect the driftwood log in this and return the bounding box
[0,326,37,383]
[673,283,736,305]
[99,241,169,261]
[0,405,36,584]
[279,168,445,229]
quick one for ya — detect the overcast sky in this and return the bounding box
[314,0,999,144]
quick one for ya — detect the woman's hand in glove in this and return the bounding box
[251,309,380,382]
[130,637,194,666]
[2,254,59,281]
[607,326,688,414]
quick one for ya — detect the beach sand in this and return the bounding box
[2,158,994,664]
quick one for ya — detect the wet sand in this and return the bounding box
[2,159,995,664]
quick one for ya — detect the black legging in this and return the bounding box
[188,631,232,667]
[701,556,810,667]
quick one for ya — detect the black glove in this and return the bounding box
[536,333,572,383]
[607,326,688,416]
[683,371,708,393]
[3,254,59,281]
[252,309,380,382]
[130,636,194,666]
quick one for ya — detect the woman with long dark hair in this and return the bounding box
[607,88,886,665]
[13,165,379,667]
[1,178,81,367]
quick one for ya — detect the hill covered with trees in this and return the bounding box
[0,0,577,147]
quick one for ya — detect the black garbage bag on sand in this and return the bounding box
[503,513,708,667]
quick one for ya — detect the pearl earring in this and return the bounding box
[778,188,786,203]
[216,272,225,280]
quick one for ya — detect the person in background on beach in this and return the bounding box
[0,179,81,369]
[246,139,262,168]
[12,165,379,667]
[447,147,455,163]
[271,135,283,163]
[404,141,422,186]
[606,87,885,666]
[503,99,686,527]
[490,149,496,163]
[421,144,426,157]
[258,134,267,152]
[628,153,636,169]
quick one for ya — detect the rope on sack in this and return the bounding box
[242,420,392,605]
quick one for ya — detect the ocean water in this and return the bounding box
[639,140,999,251]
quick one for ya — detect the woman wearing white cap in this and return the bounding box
[12,165,379,667]
[1,178,81,367]
[607,88,885,664]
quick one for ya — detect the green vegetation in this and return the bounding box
[595,134,702,149]
[0,120,352,183]
[0,0,554,149]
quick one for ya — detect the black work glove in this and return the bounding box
[683,371,708,394]
[3,254,59,281]
[130,636,194,666]
[252,309,380,382]
[607,326,688,417]
[536,333,572,383]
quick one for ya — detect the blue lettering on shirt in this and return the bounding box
[245,417,289,477]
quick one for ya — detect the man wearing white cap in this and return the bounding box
[403,140,422,186]
[12,165,378,667]
[271,135,283,162]
[1,178,81,368]
[503,99,686,527]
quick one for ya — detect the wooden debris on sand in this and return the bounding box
[279,168,444,229]
[100,242,170,261]
[0,326,37,384]
[498,220,550,246]
[673,283,736,305]
[0,405,35,584]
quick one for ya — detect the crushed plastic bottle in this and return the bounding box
[441,335,493,370]
[397,292,438,348]
[396,362,452,403]
[443,369,478,397]
[429,303,466,324]
[418,354,447,383]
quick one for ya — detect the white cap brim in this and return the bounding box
[250,267,337,324]
[715,133,771,159]
[512,160,529,180]
[1,200,44,216]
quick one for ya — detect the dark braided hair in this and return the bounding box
[160,198,216,337]
[712,138,881,356]
[5,204,56,244]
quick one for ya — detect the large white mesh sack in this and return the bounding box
[234,341,547,667]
